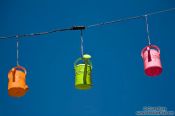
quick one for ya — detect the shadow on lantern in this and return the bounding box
[8,66,29,97]
[74,54,92,90]
[141,45,162,77]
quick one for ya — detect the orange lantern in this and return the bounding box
[8,66,28,97]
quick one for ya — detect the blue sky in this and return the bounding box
[0,0,175,116]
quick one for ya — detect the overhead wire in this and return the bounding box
[87,7,175,29]
[0,7,174,40]
[0,28,73,40]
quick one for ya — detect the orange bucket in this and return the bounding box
[8,66,28,97]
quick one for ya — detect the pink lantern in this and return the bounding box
[141,45,162,77]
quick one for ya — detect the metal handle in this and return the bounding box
[74,57,92,68]
[141,45,160,58]
[11,66,27,82]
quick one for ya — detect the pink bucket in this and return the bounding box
[141,45,162,77]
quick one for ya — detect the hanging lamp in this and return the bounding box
[141,15,162,77]
[8,37,29,97]
[73,27,93,90]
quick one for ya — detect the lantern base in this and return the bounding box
[145,66,162,77]
[75,84,92,90]
[8,87,28,97]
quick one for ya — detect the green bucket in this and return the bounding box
[74,54,92,90]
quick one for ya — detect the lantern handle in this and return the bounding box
[12,66,27,75]
[10,66,27,82]
[74,57,92,69]
[141,45,160,58]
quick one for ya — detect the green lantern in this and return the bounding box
[74,54,92,90]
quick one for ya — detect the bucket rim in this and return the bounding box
[74,57,92,67]
[74,64,92,69]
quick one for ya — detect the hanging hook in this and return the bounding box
[144,15,151,46]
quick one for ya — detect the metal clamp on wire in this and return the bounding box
[71,26,86,30]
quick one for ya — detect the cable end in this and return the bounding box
[71,26,86,30]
